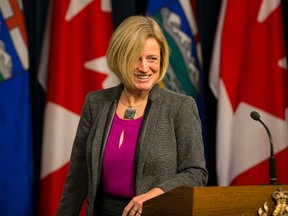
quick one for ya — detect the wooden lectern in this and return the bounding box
[142,185,288,215]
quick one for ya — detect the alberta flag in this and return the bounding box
[0,1,34,216]
[147,0,206,147]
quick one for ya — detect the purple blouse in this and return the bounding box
[101,114,143,198]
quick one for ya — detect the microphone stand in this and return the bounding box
[250,111,277,185]
[258,119,276,185]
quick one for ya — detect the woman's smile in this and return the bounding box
[134,73,152,80]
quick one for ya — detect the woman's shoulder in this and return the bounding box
[86,84,122,100]
[158,86,194,103]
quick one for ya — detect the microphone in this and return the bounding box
[250,111,276,185]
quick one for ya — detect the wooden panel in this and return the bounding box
[143,186,193,216]
[142,185,288,216]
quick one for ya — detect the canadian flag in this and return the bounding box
[39,0,119,215]
[210,0,288,186]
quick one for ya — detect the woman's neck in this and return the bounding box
[122,87,150,107]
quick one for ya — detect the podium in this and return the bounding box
[142,185,288,215]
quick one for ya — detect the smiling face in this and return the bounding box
[131,38,161,93]
[106,16,170,92]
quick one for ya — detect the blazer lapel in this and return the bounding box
[134,84,162,193]
[91,85,122,194]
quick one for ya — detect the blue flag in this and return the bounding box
[0,2,34,215]
[147,0,207,153]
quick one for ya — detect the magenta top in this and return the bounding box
[101,114,143,198]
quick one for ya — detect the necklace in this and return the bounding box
[120,90,148,120]
[119,98,137,120]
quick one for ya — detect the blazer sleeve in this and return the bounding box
[56,94,92,215]
[156,96,208,192]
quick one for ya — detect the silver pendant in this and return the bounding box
[124,107,136,119]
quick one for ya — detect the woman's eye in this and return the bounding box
[147,57,158,62]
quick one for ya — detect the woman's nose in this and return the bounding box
[138,60,149,72]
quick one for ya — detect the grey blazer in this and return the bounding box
[57,84,208,216]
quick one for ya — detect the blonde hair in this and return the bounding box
[106,15,169,88]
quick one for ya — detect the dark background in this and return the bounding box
[21,0,288,213]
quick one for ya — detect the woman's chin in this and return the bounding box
[131,79,153,90]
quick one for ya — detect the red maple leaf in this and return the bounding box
[46,0,113,115]
[221,0,287,119]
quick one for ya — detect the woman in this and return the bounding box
[57,15,208,216]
